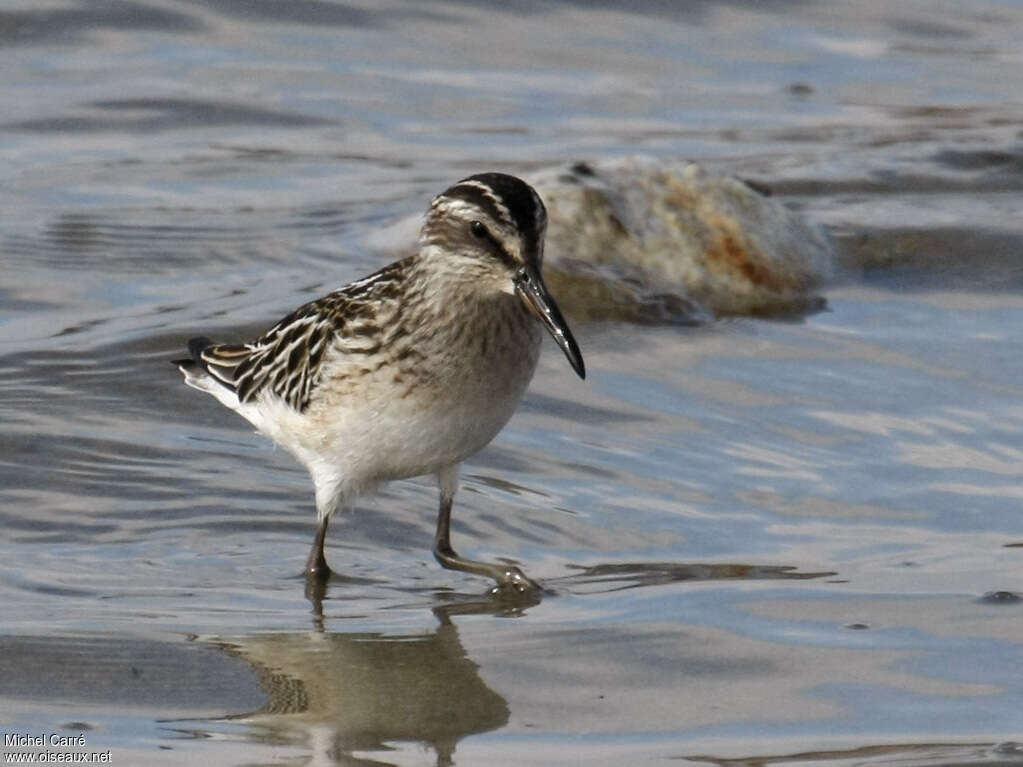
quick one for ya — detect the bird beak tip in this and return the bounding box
[515,268,586,382]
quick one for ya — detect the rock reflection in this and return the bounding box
[217,614,508,766]
[686,740,1023,767]
[555,561,834,593]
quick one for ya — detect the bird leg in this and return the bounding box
[305,515,331,582]
[433,467,540,594]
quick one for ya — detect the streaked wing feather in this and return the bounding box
[197,258,408,412]
[199,343,250,386]
[232,297,344,411]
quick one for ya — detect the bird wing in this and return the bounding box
[185,258,409,413]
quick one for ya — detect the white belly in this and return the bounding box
[237,311,542,499]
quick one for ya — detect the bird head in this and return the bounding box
[421,172,585,379]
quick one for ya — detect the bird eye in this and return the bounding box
[469,220,488,239]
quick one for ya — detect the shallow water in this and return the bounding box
[3,1,1023,765]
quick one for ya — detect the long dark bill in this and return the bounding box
[514,266,586,380]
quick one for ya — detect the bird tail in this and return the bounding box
[173,336,252,407]
[172,335,213,372]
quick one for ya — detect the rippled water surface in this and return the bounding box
[3,1,1023,765]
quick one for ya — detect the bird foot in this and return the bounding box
[305,559,332,584]
[489,566,542,596]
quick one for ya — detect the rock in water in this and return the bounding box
[530,158,833,322]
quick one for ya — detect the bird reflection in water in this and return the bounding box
[215,561,829,765]
[215,603,517,767]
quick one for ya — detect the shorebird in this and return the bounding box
[175,173,585,593]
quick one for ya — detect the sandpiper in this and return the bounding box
[175,173,585,593]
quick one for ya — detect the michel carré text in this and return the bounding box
[5,733,87,747]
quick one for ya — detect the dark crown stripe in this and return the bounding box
[444,182,512,228]
[459,172,546,238]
